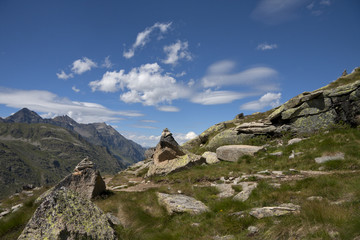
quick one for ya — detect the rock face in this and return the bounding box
[18,187,116,240]
[157,192,209,215]
[216,145,264,162]
[146,129,205,177]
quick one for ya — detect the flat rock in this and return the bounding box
[287,138,304,145]
[18,188,116,240]
[213,184,235,198]
[157,192,209,215]
[233,182,258,201]
[249,203,300,219]
[315,152,345,163]
[202,151,220,164]
[216,145,263,162]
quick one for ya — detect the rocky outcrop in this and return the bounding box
[235,121,276,135]
[157,192,209,215]
[37,157,106,203]
[18,187,116,240]
[216,145,264,162]
[146,129,205,177]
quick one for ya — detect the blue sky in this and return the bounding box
[0,0,359,147]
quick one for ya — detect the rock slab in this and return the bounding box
[216,145,263,162]
[157,192,209,215]
[249,203,300,219]
[315,152,345,163]
[18,187,116,240]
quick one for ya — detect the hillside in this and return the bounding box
[1,69,360,239]
[5,109,146,166]
[0,122,123,199]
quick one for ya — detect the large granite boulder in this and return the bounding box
[216,145,264,162]
[18,187,116,240]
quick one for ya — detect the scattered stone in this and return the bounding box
[213,235,235,240]
[18,188,116,240]
[270,183,281,188]
[315,152,345,163]
[233,182,258,201]
[111,185,128,190]
[191,222,200,227]
[106,213,122,226]
[157,192,209,215]
[258,170,271,175]
[272,171,283,176]
[269,151,283,156]
[288,138,304,145]
[249,203,300,219]
[220,176,226,182]
[0,209,10,218]
[214,184,235,198]
[307,196,324,201]
[328,230,340,239]
[202,151,220,164]
[247,226,259,235]
[216,145,263,162]
[289,150,303,159]
[11,203,23,212]
[229,211,246,218]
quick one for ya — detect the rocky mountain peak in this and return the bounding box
[5,108,43,123]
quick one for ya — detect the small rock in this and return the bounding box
[216,145,263,162]
[157,193,209,215]
[269,151,283,156]
[202,151,220,164]
[258,169,271,175]
[288,138,304,145]
[229,211,246,218]
[106,213,122,226]
[177,190,182,194]
[328,230,340,239]
[270,183,281,188]
[272,171,283,175]
[213,235,235,240]
[220,176,226,182]
[0,209,10,217]
[233,182,258,202]
[247,226,259,235]
[191,223,200,227]
[249,203,300,219]
[11,203,23,212]
[315,152,345,163]
[111,185,128,190]
[214,184,235,198]
[307,196,324,201]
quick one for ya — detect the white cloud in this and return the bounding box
[240,92,281,111]
[72,86,80,93]
[173,131,198,144]
[163,40,192,65]
[320,0,331,6]
[201,61,278,89]
[252,0,308,24]
[56,70,73,80]
[307,2,315,10]
[90,63,192,106]
[257,43,278,51]
[102,56,113,69]
[71,57,97,74]
[191,89,249,105]
[0,87,142,123]
[123,22,172,59]
[157,106,180,112]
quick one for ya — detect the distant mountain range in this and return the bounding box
[0,108,146,198]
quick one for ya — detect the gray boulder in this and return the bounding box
[216,145,263,162]
[202,151,220,164]
[157,192,209,215]
[249,203,300,219]
[18,187,116,240]
[315,152,345,163]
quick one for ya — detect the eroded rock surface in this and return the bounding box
[18,188,116,240]
[216,145,263,162]
[249,203,300,219]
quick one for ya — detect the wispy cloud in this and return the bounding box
[123,22,172,59]
[320,0,331,6]
[163,40,192,65]
[157,105,180,112]
[307,0,332,16]
[56,70,73,80]
[201,60,278,89]
[257,43,278,51]
[124,131,197,147]
[71,57,97,74]
[0,87,142,123]
[191,89,250,105]
[102,56,113,69]
[240,92,281,111]
[72,86,80,93]
[252,0,308,24]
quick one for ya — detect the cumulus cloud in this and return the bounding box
[173,131,197,144]
[102,56,113,69]
[201,61,278,89]
[72,86,80,93]
[56,70,73,80]
[191,89,250,105]
[0,87,142,123]
[89,63,191,106]
[71,57,97,75]
[163,40,192,65]
[240,92,281,111]
[257,43,278,51]
[252,0,308,24]
[123,22,172,59]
